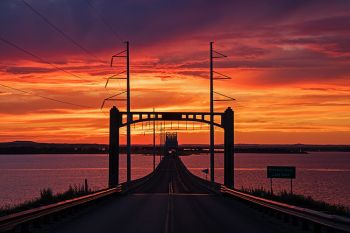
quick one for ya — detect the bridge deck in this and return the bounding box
[47,156,291,233]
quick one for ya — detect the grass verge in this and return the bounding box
[240,187,350,218]
[0,184,92,217]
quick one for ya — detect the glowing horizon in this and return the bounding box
[0,1,349,145]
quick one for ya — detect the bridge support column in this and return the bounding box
[223,107,234,189]
[109,106,120,188]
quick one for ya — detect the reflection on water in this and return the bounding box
[0,154,159,207]
[181,152,350,207]
[0,152,349,208]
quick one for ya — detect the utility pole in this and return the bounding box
[126,41,131,183]
[210,42,215,183]
[209,42,235,184]
[103,41,132,185]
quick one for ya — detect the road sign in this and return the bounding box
[202,168,209,174]
[267,166,296,179]
[202,168,209,181]
[267,166,296,195]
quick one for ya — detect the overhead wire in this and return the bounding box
[0,36,94,108]
[83,0,133,111]
[0,83,92,108]
[84,0,124,41]
[22,0,105,64]
[0,2,112,110]
[0,36,89,82]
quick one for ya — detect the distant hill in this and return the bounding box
[0,141,108,154]
[0,141,349,154]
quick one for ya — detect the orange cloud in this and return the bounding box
[1,1,350,144]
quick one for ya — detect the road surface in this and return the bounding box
[47,156,292,233]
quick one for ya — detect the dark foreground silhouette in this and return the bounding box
[46,156,289,233]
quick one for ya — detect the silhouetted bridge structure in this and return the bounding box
[2,38,350,232]
[109,107,234,189]
[1,107,350,232]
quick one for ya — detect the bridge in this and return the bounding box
[25,156,291,233]
[1,152,350,233]
[108,107,234,189]
[1,42,350,233]
[1,110,350,233]
[164,132,178,153]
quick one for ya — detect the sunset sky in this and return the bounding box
[0,0,349,144]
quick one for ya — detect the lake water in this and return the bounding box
[182,152,350,207]
[0,152,349,208]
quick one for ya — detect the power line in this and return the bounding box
[0,83,92,108]
[22,0,105,64]
[85,0,123,41]
[0,36,88,81]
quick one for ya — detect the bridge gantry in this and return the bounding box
[108,106,234,189]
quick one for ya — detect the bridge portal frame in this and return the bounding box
[109,106,234,189]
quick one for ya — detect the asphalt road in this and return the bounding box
[48,156,291,233]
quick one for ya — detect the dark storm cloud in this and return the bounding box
[179,47,350,69]
[1,0,347,58]
[291,15,350,35]
[1,0,350,87]
[274,35,350,54]
[6,66,55,74]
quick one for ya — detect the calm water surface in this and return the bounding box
[0,154,160,207]
[0,152,349,207]
[182,152,350,207]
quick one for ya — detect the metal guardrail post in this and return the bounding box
[0,188,119,232]
[221,186,350,233]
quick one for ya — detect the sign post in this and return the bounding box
[267,166,296,195]
[270,177,273,195]
[202,168,209,181]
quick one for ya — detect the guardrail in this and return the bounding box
[176,156,221,193]
[0,162,163,233]
[0,187,121,233]
[221,186,350,233]
[178,157,350,232]
[120,157,164,194]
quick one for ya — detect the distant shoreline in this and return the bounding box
[0,141,349,154]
